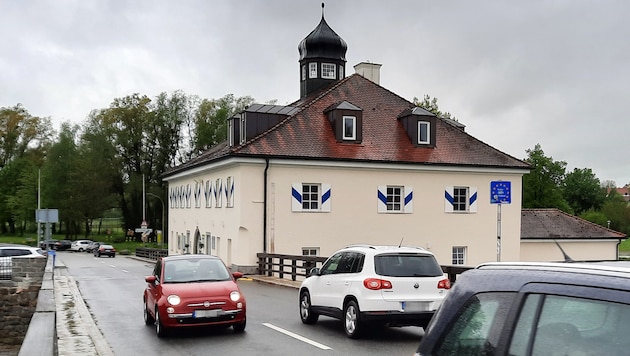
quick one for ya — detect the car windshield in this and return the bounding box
[163,258,231,283]
[374,253,443,277]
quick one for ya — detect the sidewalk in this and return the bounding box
[53,256,299,355]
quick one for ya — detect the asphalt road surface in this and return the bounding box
[56,251,423,356]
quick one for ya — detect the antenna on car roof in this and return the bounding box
[553,239,574,262]
[399,237,404,248]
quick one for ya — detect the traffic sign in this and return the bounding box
[490,181,511,204]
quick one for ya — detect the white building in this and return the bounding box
[162,12,531,272]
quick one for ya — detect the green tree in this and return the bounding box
[522,144,571,212]
[0,104,53,168]
[191,94,255,158]
[562,168,606,215]
[413,94,456,120]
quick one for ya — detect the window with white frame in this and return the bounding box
[343,116,356,140]
[339,65,344,79]
[321,63,336,79]
[228,120,234,146]
[291,183,332,212]
[444,186,478,213]
[418,121,430,144]
[377,185,413,213]
[239,116,246,144]
[301,65,306,81]
[309,63,317,78]
[302,247,319,256]
[452,246,466,265]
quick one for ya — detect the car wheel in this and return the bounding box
[112,254,116,258]
[233,319,246,333]
[78,248,83,252]
[299,291,319,324]
[155,307,167,337]
[144,300,155,325]
[343,300,363,339]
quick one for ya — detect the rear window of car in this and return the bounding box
[374,253,443,277]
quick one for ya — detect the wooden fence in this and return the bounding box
[257,252,473,283]
[135,247,168,261]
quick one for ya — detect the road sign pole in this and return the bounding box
[497,203,502,262]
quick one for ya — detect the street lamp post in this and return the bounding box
[147,193,165,246]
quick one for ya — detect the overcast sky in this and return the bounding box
[2,1,629,186]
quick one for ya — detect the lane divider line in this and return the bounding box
[262,323,332,350]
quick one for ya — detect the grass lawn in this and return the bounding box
[0,234,164,254]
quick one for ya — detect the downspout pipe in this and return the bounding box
[263,158,270,253]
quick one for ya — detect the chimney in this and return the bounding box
[354,62,382,85]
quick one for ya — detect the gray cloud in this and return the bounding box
[1,0,628,185]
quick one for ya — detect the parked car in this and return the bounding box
[143,254,246,337]
[94,244,116,258]
[414,261,630,356]
[298,244,450,338]
[70,240,92,252]
[40,239,58,250]
[0,244,47,279]
[54,240,72,251]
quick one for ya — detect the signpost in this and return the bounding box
[490,181,511,262]
[135,220,152,245]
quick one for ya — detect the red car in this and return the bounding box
[143,254,246,337]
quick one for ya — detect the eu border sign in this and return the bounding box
[490,181,511,204]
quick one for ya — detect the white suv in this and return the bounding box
[298,244,450,338]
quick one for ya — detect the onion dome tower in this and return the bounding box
[298,3,348,98]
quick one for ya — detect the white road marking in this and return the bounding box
[262,323,332,350]
[121,269,128,273]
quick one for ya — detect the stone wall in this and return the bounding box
[0,257,47,350]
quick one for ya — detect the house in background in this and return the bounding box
[162,8,531,272]
[615,185,630,203]
[520,208,626,262]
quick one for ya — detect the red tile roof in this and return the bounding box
[166,74,530,176]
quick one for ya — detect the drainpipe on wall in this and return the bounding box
[263,158,270,253]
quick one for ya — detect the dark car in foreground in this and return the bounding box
[143,254,246,337]
[415,262,630,356]
[94,244,116,258]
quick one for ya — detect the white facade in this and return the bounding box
[165,157,526,271]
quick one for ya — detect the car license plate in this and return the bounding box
[401,301,430,312]
[193,309,220,318]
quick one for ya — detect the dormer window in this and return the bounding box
[309,63,317,78]
[343,116,356,140]
[324,101,362,143]
[339,65,344,79]
[301,65,306,81]
[418,121,430,144]
[239,115,246,144]
[322,63,336,79]
[397,107,437,148]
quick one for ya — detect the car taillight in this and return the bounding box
[363,278,392,290]
[438,278,451,290]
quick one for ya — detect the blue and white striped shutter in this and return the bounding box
[291,183,302,211]
[444,186,454,212]
[469,186,478,212]
[404,186,413,213]
[228,178,235,207]
[377,185,388,213]
[205,181,213,208]
[321,184,331,212]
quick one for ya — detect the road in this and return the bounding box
[56,251,423,355]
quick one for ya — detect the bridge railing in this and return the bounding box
[256,252,473,283]
[135,247,168,261]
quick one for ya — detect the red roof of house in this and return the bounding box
[166,74,530,176]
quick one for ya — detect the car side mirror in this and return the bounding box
[145,275,157,284]
[232,271,244,279]
[308,268,320,277]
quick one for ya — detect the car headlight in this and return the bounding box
[230,291,241,302]
[167,294,181,306]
